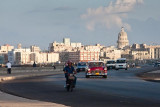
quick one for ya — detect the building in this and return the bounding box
[47,52,59,63]
[0,53,8,64]
[49,41,73,52]
[30,45,41,52]
[79,50,99,62]
[117,27,129,49]
[121,44,160,61]
[8,47,59,65]
[8,48,31,65]
[0,44,14,53]
[30,52,59,64]
[59,50,100,63]
[0,44,14,64]
[100,46,121,61]
[59,52,69,63]
[84,45,101,52]
[63,38,70,46]
[154,48,160,59]
[17,43,22,49]
[49,38,82,52]
[146,45,160,59]
[129,50,150,60]
[70,43,82,48]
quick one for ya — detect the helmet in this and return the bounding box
[67,60,72,64]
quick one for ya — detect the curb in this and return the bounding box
[0,70,63,83]
[136,69,160,82]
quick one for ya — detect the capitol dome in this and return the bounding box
[117,27,129,49]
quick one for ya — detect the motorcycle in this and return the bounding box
[66,73,75,92]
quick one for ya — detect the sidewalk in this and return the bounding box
[138,69,160,81]
[0,68,69,107]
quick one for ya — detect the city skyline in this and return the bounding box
[0,0,160,49]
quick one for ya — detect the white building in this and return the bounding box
[129,50,151,60]
[79,50,99,62]
[101,46,121,61]
[33,52,59,64]
[17,43,22,49]
[49,41,73,52]
[154,48,160,59]
[146,45,160,59]
[84,45,101,52]
[63,38,70,46]
[47,53,59,63]
[30,45,41,52]
[0,44,14,53]
[8,48,31,65]
[8,48,59,65]
[117,27,129,49]
[49,38,82,52]
[71,43,82,48]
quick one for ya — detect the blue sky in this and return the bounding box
[0,0,160,49]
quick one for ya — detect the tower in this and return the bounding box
[63,38,70,46]
[17,43,22,49]
[117,27,129,49]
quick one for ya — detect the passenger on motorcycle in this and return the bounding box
[63,61,77,87]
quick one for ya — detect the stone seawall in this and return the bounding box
[0,66,63,74]
[0,67,64,82]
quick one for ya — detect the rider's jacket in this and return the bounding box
[64,66,75,77]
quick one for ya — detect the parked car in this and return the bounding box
[86,61,107,78]
[115,58,128,70]
[76,62,88,72]
[106,60,116,70]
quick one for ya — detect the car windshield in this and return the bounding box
[78,63,87,66]
[89,62,104,67]
[116,60,126,63]
[107,61,115,64]
[155,63,160,64]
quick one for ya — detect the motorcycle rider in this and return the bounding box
[63,61,77,87]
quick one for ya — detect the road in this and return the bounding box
[0,66,160,107]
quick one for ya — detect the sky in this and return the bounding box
[0,0,160,49]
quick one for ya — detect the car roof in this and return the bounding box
[117,58,126,60]
[107,60,115,62]
[78,62,86,63]
[88,61,104,63]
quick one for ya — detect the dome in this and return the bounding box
[118,27,128,37]
[117,27,129,49]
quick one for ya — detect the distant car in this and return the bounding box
[106,60,116,70]
[56,61,61,64]
[76,62,88,72]
[115,58,128,70]
[154,62,160,67]
[86,61,107,78]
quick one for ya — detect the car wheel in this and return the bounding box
[103,75,107,78]
[125,68,127,70]
[76,70,79,73]
[86,75,90,78]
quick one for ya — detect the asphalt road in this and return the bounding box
[0,66,160,107]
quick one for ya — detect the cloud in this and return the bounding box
[53,7,77,11]
[27,6,76,14]
[81,0,144,31]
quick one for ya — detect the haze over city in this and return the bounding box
[0,0,160,49]
[1,1,160,107]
